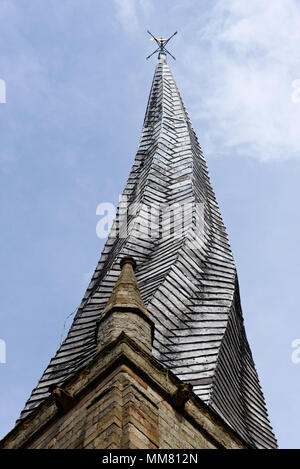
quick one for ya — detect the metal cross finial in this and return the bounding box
[146,30,177,61]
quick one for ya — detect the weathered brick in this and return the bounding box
[0,334,247,450]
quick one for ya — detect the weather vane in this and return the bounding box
[146,30,178,61]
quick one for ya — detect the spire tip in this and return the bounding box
[146,30,177,61]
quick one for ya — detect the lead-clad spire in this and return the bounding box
[19,56,277,448]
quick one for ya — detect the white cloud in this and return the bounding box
[113,0,152,33]
[179,0,300,161]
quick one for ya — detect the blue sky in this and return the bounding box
[1,0,300,448]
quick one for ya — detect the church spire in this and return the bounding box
[16,51,277,448]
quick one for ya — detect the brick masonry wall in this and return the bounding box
[120,366,216,449]
[1,335,247,449]
[97,310,153,354]
[28,365,217,449]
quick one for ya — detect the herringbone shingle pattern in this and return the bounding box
[19,56,277,448]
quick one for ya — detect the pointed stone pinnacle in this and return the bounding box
[102,256,148,316]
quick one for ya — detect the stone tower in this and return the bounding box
[1,52,277,449]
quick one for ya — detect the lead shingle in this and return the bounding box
[18,55,277,449]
